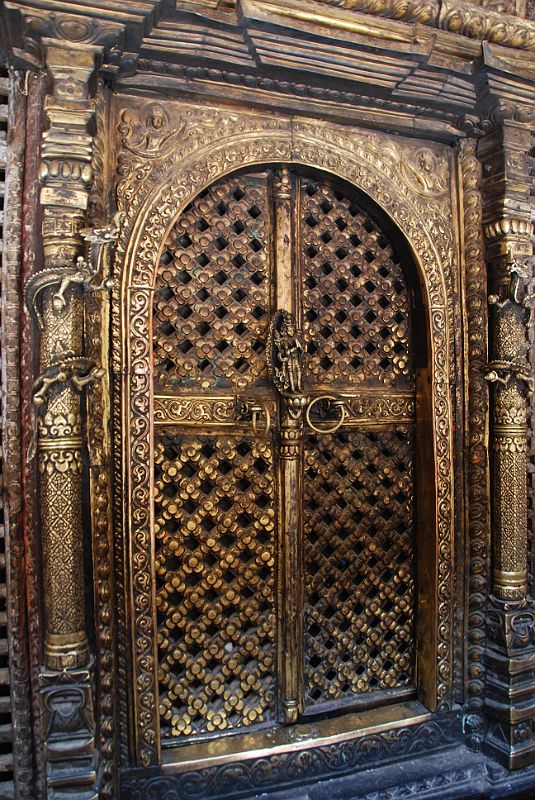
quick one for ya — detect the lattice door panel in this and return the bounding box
[303,429,416,709]
[300,179,413,389]
[153,173,273,390]
[148,166,419,751]
[155,433,277,739]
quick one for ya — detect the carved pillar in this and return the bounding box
[26,45,101,798]
[478,118,535,769]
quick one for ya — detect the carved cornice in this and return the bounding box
[305,0,535,49]
[1,0,162,68]
[4,0,535,80]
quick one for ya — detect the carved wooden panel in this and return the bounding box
[153,174,272,391]
[300,179,412,389]
[155,433,277,739]
[303,429,415,708]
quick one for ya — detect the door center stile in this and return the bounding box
[272,167,305,723]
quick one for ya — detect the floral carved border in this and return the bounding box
[458,139,490,748]
[111,98,457,767]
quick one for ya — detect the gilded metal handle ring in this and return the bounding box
[251,403,271,438]
[305,395,347,434]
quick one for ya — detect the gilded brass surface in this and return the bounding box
[153,173,273,391]
[4,0,535,793]
[478,119,535,768]
[113,97,457,765]
[299,178,413,388]
[21,42,101,800]
[303,428,415,707]
[147,166,421,746]
[161,699,431,769]
[155,433,277,739]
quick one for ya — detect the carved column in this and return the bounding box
[26,45,100,798]
[478,117,535,769]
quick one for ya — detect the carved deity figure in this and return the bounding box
[119,103,184,158]
[272,314,304,393]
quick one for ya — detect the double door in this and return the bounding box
[152,166,417,744]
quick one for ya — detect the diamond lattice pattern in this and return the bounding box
[301,180,413,388]
[153,174,271,390]
[155,433,277,739]
[303,429,416,707]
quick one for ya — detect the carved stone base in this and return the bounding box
[39,663,98,799]
[485,595,535,769]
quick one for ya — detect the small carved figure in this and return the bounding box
[119,104,185,159]
[25,255,114,328]
[399,148,447,197]
[27,356,104,462]
[268,311,304,394]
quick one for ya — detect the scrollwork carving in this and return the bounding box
[314,0,535,50]
[113,99,457,763]
[121,717,459,800]
[153,396,235,424]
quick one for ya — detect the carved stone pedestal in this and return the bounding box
[39,664,97,799]
[485,597,535,769]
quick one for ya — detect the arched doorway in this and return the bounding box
[148,165,427,747]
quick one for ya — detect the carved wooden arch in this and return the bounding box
[113,112,456,767]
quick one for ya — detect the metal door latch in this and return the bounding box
[238,398,271,438]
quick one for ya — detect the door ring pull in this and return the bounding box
[306,395,347,434]
[251,402,271,438]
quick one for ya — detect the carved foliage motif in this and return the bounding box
[316,0,535,50]
[154,396,235,424]
[112,97,456,764]
[121,717,459,799]
[458,140,490,745]
[85,81,117,800]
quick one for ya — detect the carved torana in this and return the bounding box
[4,0,535,797]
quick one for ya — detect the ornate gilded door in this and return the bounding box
[151,166,417,746]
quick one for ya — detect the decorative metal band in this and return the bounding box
[494,424,526,437]
[154,395,235,425]
[153,392,415,427]
[493,569,528,589]
[38,437,84,450]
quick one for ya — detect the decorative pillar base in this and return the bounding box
[485,595,535,769]
[39,662,98,798]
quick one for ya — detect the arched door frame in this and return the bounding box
[112,114,456,768]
